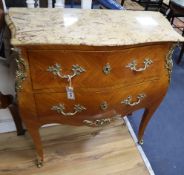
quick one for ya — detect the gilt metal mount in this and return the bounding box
[51,104,86,116]
[47,64,86,85]
[83,118,111,127]
[165,44,177,83]
[121,93,146,106]
[100,101,108,111]
[126,59,153,72]
[103,63,111,75]
[15,53,27,92]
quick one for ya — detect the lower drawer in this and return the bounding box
[34,80,165,126]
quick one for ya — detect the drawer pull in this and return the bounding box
[121,94,146,106]
[126,59,153,72]
[51,104,86,116]
[83,118,111,127]
[47,64,85,84]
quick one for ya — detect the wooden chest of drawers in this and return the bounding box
[28,44,170,125]
[6,8,184,167]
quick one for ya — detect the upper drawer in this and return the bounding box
[28,44,169,91]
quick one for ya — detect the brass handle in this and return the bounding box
[51,104,86,116]
[121,93,146,106]
[83,118,111,127]
[126,59,153,72]
[47,64,85,85]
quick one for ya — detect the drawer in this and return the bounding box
[28,44,169,91]
[34,80,163,126]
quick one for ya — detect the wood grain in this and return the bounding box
[28,44,169,90]
[15,42,172,162]
[0,120,149,175]
[34,79,166,125]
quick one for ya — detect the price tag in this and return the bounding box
[66,86,75,100]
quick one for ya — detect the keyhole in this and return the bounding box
[100,101,108,111]
[103,63,111,75]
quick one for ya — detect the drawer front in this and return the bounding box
[35,80,162,126]
[29,44,169,91]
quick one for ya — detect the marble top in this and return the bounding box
[163,0,170,5]
[6,8,184,47]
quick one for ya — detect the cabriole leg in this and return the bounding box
[138,103,161,145]
[26,125,44,167]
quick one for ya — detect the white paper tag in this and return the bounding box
[66,86,75,100]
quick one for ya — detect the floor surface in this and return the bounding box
[0,120,149,175]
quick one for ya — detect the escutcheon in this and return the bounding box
[103,63,111,75]
[100,101,108,111]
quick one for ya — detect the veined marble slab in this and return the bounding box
[6,8,184,46]
[163,0,170,6]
